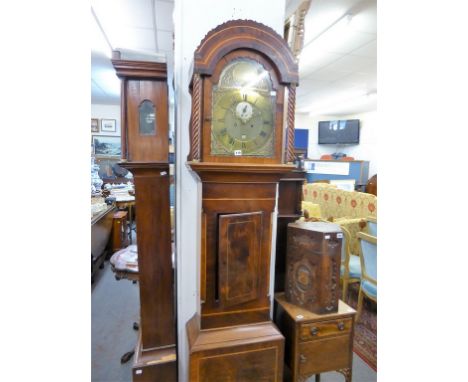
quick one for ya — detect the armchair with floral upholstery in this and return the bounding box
[301,183,377,259]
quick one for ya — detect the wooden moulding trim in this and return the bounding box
[187,161,295,174]
[119,161,169,171]
[111,59,167,79]
[133,331,177,366]
[279,177,306,182]
[203,306,270,316]
[286,84,296,163]
[186,314,201,349]
[120,80,128,160]
[189,320,283,351]
[193,19,299,84]
[187,73,203,162]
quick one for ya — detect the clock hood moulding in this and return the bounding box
[190,19,299,85]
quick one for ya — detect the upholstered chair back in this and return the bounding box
[359,234,377,282]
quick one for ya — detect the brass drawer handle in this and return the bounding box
[310,327,319,336]
[337,322,345,331]
[300,354,307,363]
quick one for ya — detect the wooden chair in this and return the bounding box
[340,225,361,302]
[356,232,377,323]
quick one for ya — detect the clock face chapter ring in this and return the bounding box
[210,57,276,157]
[235,101,253,123]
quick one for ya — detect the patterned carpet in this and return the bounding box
[346,283,377,371]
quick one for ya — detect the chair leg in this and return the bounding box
[356,285,364,324]
[342,279,348,302]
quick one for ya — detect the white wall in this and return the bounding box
[91,104,121,136]
[173,1,285,381]
[295,110,378,177]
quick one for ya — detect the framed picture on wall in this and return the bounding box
[91,118,99,133]
[92,135,121,157]
[101,119,117,133]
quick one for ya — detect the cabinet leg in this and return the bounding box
[315,374,321,382]
[338,368,352,382]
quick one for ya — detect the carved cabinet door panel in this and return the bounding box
[218,212,263,308]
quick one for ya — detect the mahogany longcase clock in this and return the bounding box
[186,20,299,381]
[112,52,177,382]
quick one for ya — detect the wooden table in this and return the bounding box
[274,293,356,382]
[91,204,116,282]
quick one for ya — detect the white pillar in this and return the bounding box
[173,2,286,380]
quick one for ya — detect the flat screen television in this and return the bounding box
[318,119,360,144]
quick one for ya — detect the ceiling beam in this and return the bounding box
[91,6,113,52]
[151,0,159,52]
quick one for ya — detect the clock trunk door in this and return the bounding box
[218,212,262,308]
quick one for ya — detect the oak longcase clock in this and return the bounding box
[112,52,176,382]
[186,20,299,381]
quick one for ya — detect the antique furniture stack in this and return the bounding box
[112,52,177,381]
[275,221,356,382]
[185,20,299,381]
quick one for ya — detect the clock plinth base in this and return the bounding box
[132,332,177,382]
[187,314,284,382]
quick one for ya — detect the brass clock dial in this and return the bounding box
[211,58,276,157]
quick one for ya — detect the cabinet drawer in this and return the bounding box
[298,335,351,376]
[299,318,352,342]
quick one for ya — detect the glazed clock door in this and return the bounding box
[218,212,263,308]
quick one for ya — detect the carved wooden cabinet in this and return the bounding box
[285,221,342,315]
[186,20,299,381]
[274,293,355,382]
[112,53,176,381]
